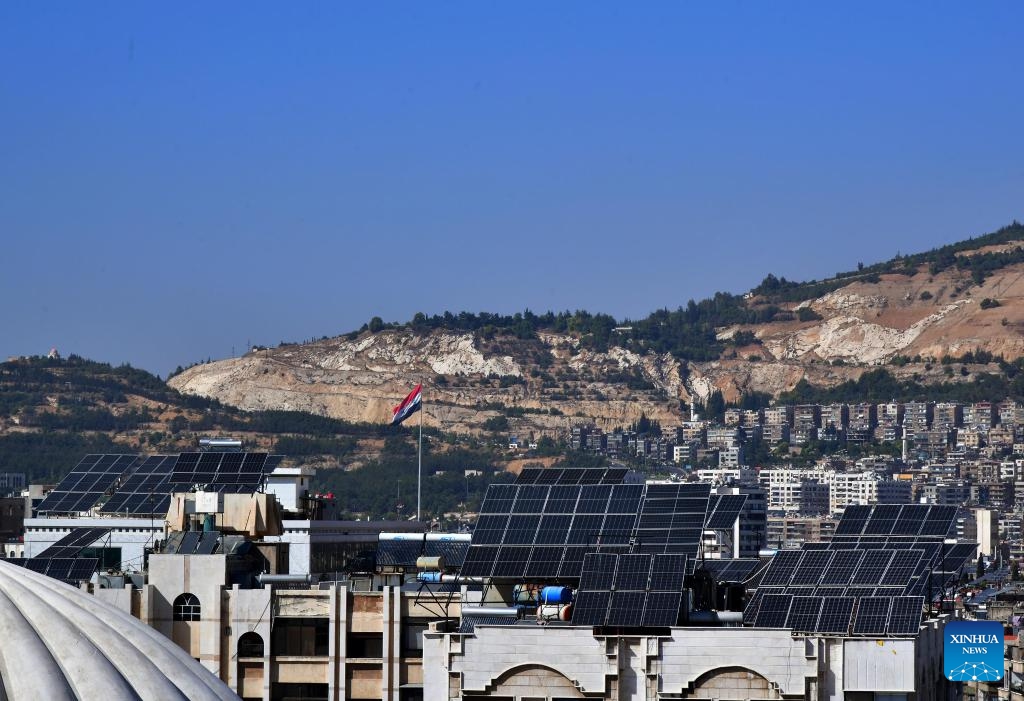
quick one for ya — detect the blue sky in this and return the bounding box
[1,3,1022,376]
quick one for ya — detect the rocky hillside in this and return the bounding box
[170,224,1024,435]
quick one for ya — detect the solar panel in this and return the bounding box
[706,494,747,529]
[472,514,509,545]
[814,587,847,598]
[179,531,201,554]
[515,467,542,484]
[492,547,531,577]
[834,505,871,535]
[460,545,499,577]
[465,480,710,582]
[557,547,589,578]
[649,554,687,591]
[572,590,611,626]
[851,550,896,585]
[821,550,865,585]
[743,587,783,624]
[642,591,683,626]
[606,591,646,626]
[544,486,580,513]
[614,554,653,591]
[891,505,931,536]
[786,596,823,631]
[196,531,220,555]
[863,504,902,535]
[753,594,792,628]
[534,515,572,544]
[940,543,979,572]
[920,505,958,537]
[37,454,141,515]
[760,550,803,587]
[607,484,644,513]
[503,514,541,545]
[170,452,273,488]
[35,527,112,559]
[525,546,563,578]
[816,597,855,634]
[881,550,924,586]
[887,596,924,636]
[512,485,549,514]
[790,550,834,586]
[579,552,618,590]
[852,596,892,636]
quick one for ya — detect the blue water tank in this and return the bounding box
[540,586,573,604]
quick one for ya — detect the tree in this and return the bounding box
[977,554,986,579]
[368,316,385,333]
[1011,560,1020,582]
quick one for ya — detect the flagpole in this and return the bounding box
[417,387,423,522]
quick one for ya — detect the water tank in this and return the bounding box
[540,586,573,605]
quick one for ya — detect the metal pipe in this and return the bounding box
[461,606,522,618]
[257,573,315,585]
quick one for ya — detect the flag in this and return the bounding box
[391,384,422,426]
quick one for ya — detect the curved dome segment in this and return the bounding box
[0,561,238,701]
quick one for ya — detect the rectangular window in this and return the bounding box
[271,618,329,657]
[401,623,426,658]
[347,632,383,658]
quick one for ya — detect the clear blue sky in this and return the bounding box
[2,3,1022,376]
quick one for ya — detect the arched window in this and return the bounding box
[173,593,201,621]
[237,631,265,658]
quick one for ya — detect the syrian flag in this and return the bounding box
[391,384,422,426]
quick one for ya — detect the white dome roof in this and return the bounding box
[0,560,238,700]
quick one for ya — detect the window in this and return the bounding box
[173,593,201,622]
[272,618,329,657]
[401,623,426,658]
[238,631,265,658]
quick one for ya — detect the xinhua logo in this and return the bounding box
[944,620,1004,682]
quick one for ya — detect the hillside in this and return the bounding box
[0,356,407,481]
[170,223,1024,435]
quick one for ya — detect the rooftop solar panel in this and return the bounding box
[786,596,822,632]
[642,591,683,627]
[572,590,611,626]
[816,597,855,635]
[887,596,924,636]
[834,505,871,535]
[34,527,112,559]
[706,494,747,530]
[606,591,646,626]
[37,454,141,515]
[852,596,891,636]
[753,594,792,628]
[760,550,804,587]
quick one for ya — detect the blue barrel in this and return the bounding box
[540,586,573,605]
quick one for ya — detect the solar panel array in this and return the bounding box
[463,483,710,581]
[705,494,748,530]
[6,557,99,585]
[164,530,221,555]
[752,593,924,635]
[169,452,280,490]
[34,527,111,559]
[515,467,630,485]
[833,504,958,538]
[746,503,962,636]
[99,455,177,515]
[698,558,763,582]
[572,552,687,627]
[36,455,142,514]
